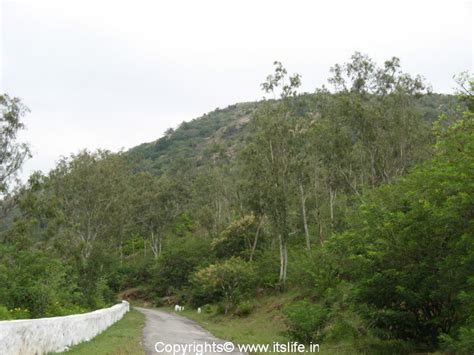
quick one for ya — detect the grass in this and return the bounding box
[175,292,361,354]
[64,308,145,355]
[172,293,293,354]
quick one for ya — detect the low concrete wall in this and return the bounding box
[0,300,129,355]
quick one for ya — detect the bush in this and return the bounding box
[0,248,73,318]
[287,247,340,298]
[0,305,12,320]
[154,297,164,307]
[202,304,213,314]
[190,257,256,314]
[284,300,329,344]
[151,236,212,297]
[440,302,474,354]
[253,250,280,289]
[235,300,254,317]
[54,303,88,316]
[121,257,155,289]
[9,307,30,319]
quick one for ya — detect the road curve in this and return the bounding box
[135,307,245,355]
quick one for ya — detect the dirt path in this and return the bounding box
[135,307,245,355]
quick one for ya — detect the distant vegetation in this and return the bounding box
[0,53,472,353]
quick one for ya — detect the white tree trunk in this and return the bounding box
[278,234,288,289]
[299,180,311,250]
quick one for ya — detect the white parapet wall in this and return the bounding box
[0,300,129,355]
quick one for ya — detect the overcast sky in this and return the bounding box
[1,0,472,180]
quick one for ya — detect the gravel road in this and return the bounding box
[135,307,245,355]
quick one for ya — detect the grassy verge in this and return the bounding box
[174,293,292,354]
[175,292,360,354]
[65,308,145,355]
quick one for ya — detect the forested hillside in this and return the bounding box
[128,101,258,175]
[127,93,456,178]
[0,54,472,353]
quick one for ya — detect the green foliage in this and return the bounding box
[211,214,262,260]
[0,94,31,194]
[120,256,155,290]
[287,247,339,297]
[328,112,474,350]
[190,257,256,313]
[201,304,213,314]
[8,307,30,319]
[235,300,254,317]
[0,246,81,318]
[252,250,280,288]
[0,305,12,320]
[440,316,474,353]
[128,102,258,176]
[0,58,470,355]
[284,300,329,344]
[151,236,212,297]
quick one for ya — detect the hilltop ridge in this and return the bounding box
[127,93,456,175]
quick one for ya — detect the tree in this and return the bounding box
[329,105,474,350]
[0,247,72,318]
[211,214,264,261]
[327,53,431,188]
[48,150,132,264]
[131,172,183,259]
[242,61,302,288]
[0,94,31,195]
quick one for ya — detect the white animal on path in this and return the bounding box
[197,307,201,314]
[174,304,180,312]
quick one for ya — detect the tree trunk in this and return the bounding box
[313,171,325,245]
[329,187,337,229]
[278,234,288,289]
[150,231,160,259]
[315,208,324,245]
[119,238,123,265]
[283,241,288,286]
[249,219,262,262]
[299,179,311,250]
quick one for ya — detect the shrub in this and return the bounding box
[441,324,474,354]
[284,300,329,344]
[0,305,12,320]
[0,248,72,318]
[287,247,339,298]
[151,236,212,297]
[121,256,155,289]
[9,307,30,319]
[202,304,213,314]
[154,297,164,307]
[253,250,280,289]
[190,257,256,314]
[54,303,88,316]
[439,295,474,354]
[235,300,254,317]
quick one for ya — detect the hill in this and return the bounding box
[127,101,258,175]
[127,93,456,175]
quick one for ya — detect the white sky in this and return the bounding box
[0,0,472,180]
